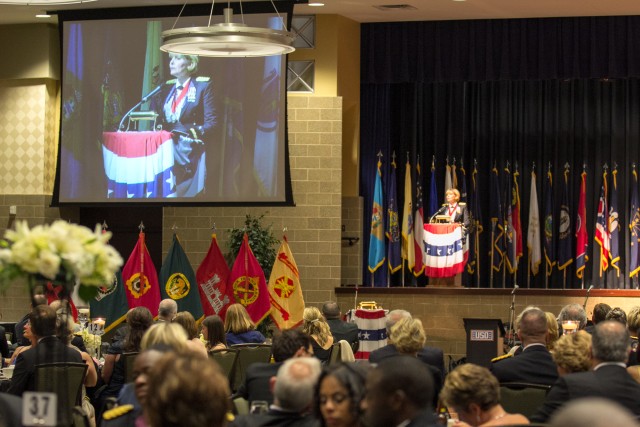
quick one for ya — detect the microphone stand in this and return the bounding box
[508,286,518,347]
[118,86,162,131]
[583,286,594,310]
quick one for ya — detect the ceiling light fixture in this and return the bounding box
[160,1,296,58]
[0,0,96,4]
[308,2,325,6]
[35,12,51,17]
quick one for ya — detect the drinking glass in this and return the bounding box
[249,400,269,414]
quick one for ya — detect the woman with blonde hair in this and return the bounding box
[224,303,265,345]
[545,311,560,350]
[441,363,530,426]
[172,311,207,357]
[140,322,189,353]
[302,306,334,364]
[552,330,592,376]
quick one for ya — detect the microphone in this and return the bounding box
[511,284,519,295]
[141,85,162,103]
[429,205,447,223]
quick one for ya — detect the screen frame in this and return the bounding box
[51,1,296,207]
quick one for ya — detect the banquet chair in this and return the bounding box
[123,351,140,383]
[35,362,88,427]
[230,344,272,392]
[499,382,551,418]
[209,348,239,389]
[328,342,342,365]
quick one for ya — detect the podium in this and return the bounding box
[423,223,468,286]
[463,318,505,367]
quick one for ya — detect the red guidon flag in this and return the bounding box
[196,233,234,320]
[122,231,161,318]
[228,233,271,324]
[268,236,305,329]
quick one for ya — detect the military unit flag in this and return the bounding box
[413,161,425,277]
[90,270,129,334]
[368,159,386,273]
[122,231,161,317]
[575,170,588,279]
[268,236,305,330]
[544,168,556,277]
[594,169,610,276]
[196,233,233,319]
[558,167,573,271]
[401,160,415,271]
[630,167,640,279]
[609,168,620,276]
[386,158,401,273]
[490,166,504,272]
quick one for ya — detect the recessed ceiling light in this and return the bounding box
[308,2,325,6]
[36,13,51,18]
[0,0,96,4]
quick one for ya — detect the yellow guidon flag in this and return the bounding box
[268,236,305,330]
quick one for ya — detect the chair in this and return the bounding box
[499,382,551,418]
[35,362,88,427]
[328,342,342,365]
[209,348,239,389]
[232,396,249,415]
[230,344,272,392]
[71,406,90,427]
[122,351,140,383]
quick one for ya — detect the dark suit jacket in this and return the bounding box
[236,362,282,405]
[530,364,640,423]
[230,408,320,427]
[441,203,471,230]
[8,335,84,396]
[326,318,360,353]
[405,409,441,427]
[489,344,558,386]
[369,344,445,379]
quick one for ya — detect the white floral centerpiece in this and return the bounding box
[0,220,124,300]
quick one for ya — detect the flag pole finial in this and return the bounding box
[102,220,108,231]
[138,222,145,232]
[172,223,178,232]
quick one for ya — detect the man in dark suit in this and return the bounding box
[13,293,47,346]
[231,357,322,427]
[369,309,445,379]
[321,301,359,353]
[531,320,640,423]
[361,355,440,427]
[235,329,313,405]
[8,305,84,396]
[490,307,558,386]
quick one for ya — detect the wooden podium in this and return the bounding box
[423,222,467,287]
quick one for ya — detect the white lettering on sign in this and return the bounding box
[470,330,494,341]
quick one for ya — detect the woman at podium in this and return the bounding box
[443,188,470,233]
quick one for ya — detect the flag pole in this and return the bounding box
[490,219,496,288]
[475,222,481,288]
[563,270,567,289]
[402,260,405,287]
[527,254,531,288]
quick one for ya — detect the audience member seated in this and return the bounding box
[102,346,171,427]
[548,397,640,427]
[490,307,558,386]
[8,305,84,396]
[321,301,359,353]
[225,304,266,345]
[50,299,88,354]
[202,315,227,351]
[0,324,8,363]
[441,363,530,426]
[605,307,627,325]
[625,306,640,357]
[13,294,47,347]
[361,355,439,427]
[558,303,588,332]
[302,307,335,365]
[140,322,190,354]
[231,357,322,427]
[552,330,592,376]
[236,328,313,405]
[584,303,611,334]
[368,309,445,379]
[314,362,370,427]
[146,352,231,427]
[4,320,35,366]
[100,307,153,411]
[530,320,640,423]
[545,311,560,350]
[171,312,208,357]
[157,299,177,323]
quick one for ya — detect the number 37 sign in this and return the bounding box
[22,392,57,426]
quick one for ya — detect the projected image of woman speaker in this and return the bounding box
[154,53,216,197]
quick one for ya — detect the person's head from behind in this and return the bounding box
[172,311,198,340]
[626,306,640,336]
[605,307,627,326]
[202,315,227,349]
[140,322,188,353]
[361,355,434,427]
[303,306,332,346]
[29,305,57,339]
[592,303,612,325]
[592,320,630,364]
[272,357,322,413]
[552,330,593,376]
[321,301,341,320]
[168,53,199,79]
[30,293,47,309]
[224,303,255,334]
[125,307,154,352]
[558,303,588,330]
[440,363,500,425]
[272,328,313,362]
[133,346,172,408]
[385,309,411,337]
[549,397,639,427]
[389,317,426,355]
[146,352,230,427]
[517,307,548,344]
[158,299,178,322]
[314,362,370,427]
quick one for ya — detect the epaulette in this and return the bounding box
[103,404,134,420]
[166,79,177,85]
[196,76,211,82]
[226,412,235,422]
[458,202,466,206]
[491,353,513,363]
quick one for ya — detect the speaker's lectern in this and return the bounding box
[463,318,505,367]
